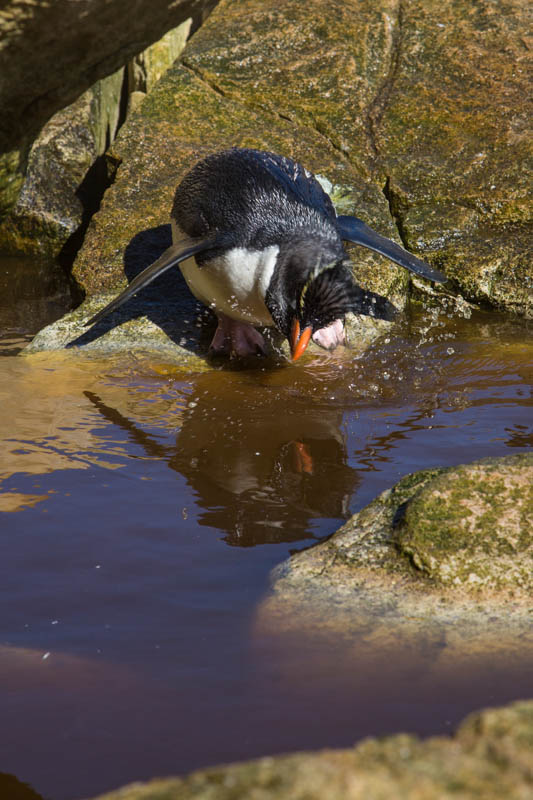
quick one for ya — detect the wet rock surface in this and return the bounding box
[91,700,533,799]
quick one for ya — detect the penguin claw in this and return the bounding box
[209,314,267,358]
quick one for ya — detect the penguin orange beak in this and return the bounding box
[290,319,313,361]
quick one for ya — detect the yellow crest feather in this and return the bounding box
[299,260,337,312]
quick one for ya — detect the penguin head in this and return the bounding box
[266,238,356,361]
[290,260,359,358]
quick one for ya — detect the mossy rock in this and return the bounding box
[276,451,533,597]
[399,453,533,589]
[257,453,533,664]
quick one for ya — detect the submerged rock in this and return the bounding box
[91,700,533,799]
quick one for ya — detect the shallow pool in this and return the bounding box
[1,285,532,799]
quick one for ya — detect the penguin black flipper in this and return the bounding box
[85,236,218,327]
[336,215,446,283]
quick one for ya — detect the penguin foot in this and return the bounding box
[209,314,267,358]
[312,318,345,350]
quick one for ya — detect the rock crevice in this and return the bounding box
[364,0,404,164]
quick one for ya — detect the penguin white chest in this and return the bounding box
[172,222,278,325]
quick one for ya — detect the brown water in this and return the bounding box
[0,279,532,799]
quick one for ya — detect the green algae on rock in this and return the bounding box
[398,453,533,590]
[90,700,533,799]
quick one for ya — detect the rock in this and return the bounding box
[256,453,533,666]
[398,453,533,590]
[90,700,533,799]
[275,452,533,599]
[23,282,211,365]
[0,149,26,218]
[0,19,193,261]
[25,0,533,355]
[0,70,123,259]
[178,0,532,316]
[23,281,390,362]
[0,773,43,800]
[129,21,193,98]
[0,253,79,336]
[0,0,216,216]
[379,1,532,316]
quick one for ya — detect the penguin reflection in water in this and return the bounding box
[87,148,446,360]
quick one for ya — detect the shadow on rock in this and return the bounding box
[68,224,216,355]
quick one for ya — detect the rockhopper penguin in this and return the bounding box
[87,148,446,359]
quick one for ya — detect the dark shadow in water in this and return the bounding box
[0,772,44,800]
[84,381,358,546]
[68,225,217,355]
